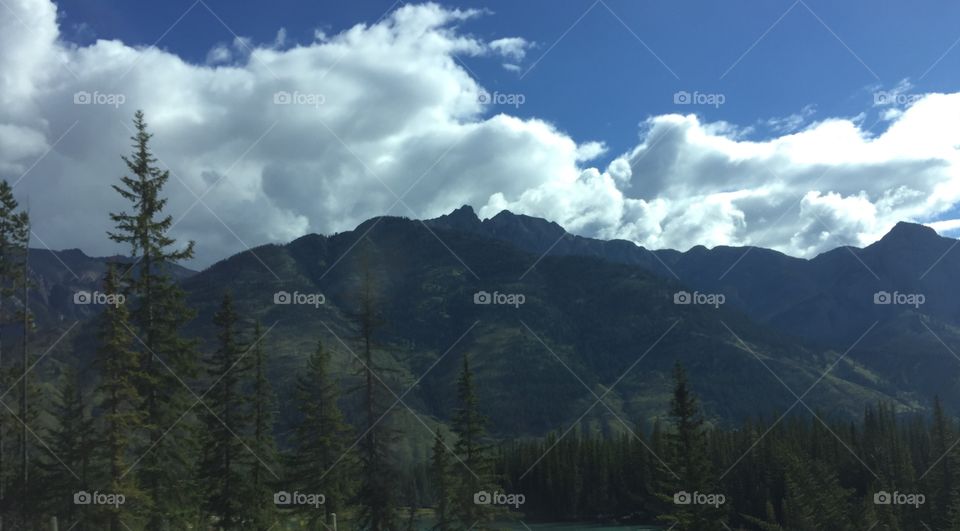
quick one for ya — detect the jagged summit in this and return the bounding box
[425,204,482,232]
[878,221,941,244]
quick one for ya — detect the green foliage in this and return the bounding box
[108,110,199,529]
[0,178,29,526]
[352,257,400,530]
[39,367,95,527]
[198,292,252,528]
[247,320,279,529]
[287,339,354,527]
[657,362,727,529]
[429,426,454,531]
[94,264,147,530]
[451,353,498,528]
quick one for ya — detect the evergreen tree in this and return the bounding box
[657,362,726,529]
[288,339,353,528]
[41,367,95,529]
[778,452,854,530]
[12,212,38,529]
[246,321,278,529]
[451,353,497,528]
[429,426,453,531]
[352,258,398,530]
[0,179,28,528]
[926,396,960,529]
[94,264,146,530]
[108,110,198,529]
[199,292,251,529]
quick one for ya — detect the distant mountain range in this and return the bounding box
[20,207,960,439]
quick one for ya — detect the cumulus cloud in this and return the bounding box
[497,105,960,255]
[489,37,530,61]
[1,0,959,269]
[205,44,232,65]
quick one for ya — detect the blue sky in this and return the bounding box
[4,0,960,266]
[57,0,960,160]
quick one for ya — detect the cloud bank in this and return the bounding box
[2,0,959,267]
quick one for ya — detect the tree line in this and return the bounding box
[1,111,959,530]
[499,363,960,530]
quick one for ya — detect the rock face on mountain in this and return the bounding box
[22,207,960,435]
[428,207,960,346]
[19,248,196,327]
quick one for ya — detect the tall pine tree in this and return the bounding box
[451,353,497,528]
[108,110,199,529]
[288,339,353,528]
[246,321,278,529]
[0,179,28,528]
[429,426,453,531]
[657,362,727,529]
[352,257,398,530]
[40,367,95,529]
[199,292,251,529]
[94,264,146,530]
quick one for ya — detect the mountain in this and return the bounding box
[427,207,960,344]
[169,214,928,437]
[20,208,960,441]
[22,248,196,327]
[427,207,960,418]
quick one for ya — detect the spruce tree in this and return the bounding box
[352,258,398,530]
[927,396,960,529]
[0,179,28,528]
[199,292,251,529]
[429,426,454,531]
[657,362,726,529]
[13,212,37,529]
[247,321,278,529]
[451,353,497,528]
[94,264,146,530]
[288,339,353,528]
[108,110,198,528]
[41,367,95,529]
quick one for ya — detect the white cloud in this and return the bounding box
[489,37,530,61]
[274,27,288,48]
[763,104,816,134]
[205,43,232,65]
[2,0,960,269]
